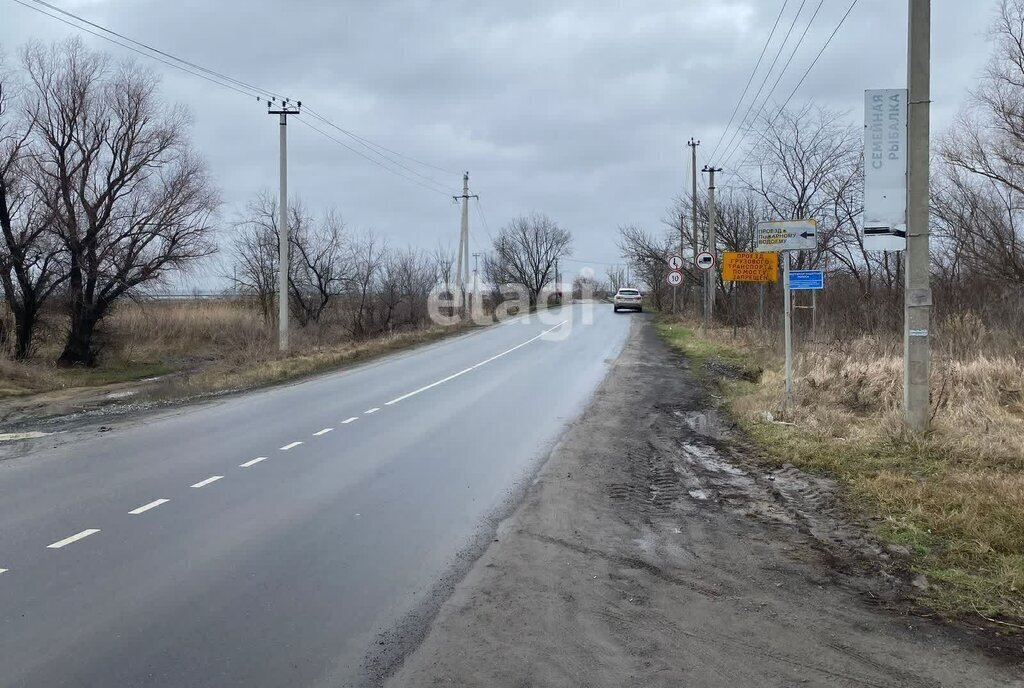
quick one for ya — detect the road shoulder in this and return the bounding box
[382,316,1022,687]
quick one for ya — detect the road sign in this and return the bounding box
[863,89,908,252]
[788,270,824,290]
[668,255,683,270]
[721,252,778,283]
[695,251,715,271]
[755,220,817,252]
[666,270,683,286]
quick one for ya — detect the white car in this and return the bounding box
[612,288,643,313]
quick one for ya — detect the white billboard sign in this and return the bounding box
[863,89,908,251]
[755,219,817,252]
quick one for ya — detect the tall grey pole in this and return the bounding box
[688,139,700,316]
[460,173,470,313]
[905,0,931,432]
[268,100,300,352]
[278,112,288,351]
[704,166,722,323]
[453,173,478,316]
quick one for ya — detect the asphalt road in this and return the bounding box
[0,303,630,688]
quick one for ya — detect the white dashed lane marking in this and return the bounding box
[191,475,224,488]
[313,428,333,436]
[47,529,100,549]
[129,499,169,515]
[342,417,358,424]
[364,408,380,415]
[280,441,303,451]
[0,568,8,574]
[240,456,268,468]
[385,320,568,406]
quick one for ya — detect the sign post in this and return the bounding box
[756,220,820,409]
[667,255,683,313]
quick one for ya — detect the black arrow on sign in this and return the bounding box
[799,231,816,239]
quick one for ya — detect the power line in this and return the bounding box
[728,0,861,175]
[296,118,455,197]
[708,0,790,162]
[11,0,461,187]
[11,0,264,99]
[473,197,496,245]
[719,0,828,171]
[22,0,291,102]
[303,109,457,192]
[712,0,809,168]
[305,107,459,176]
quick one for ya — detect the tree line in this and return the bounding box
[0,38,575,366]
[620,0,1024,339]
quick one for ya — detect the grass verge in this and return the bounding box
[656,317,1024,628]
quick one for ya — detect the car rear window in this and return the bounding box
[619,290,640,296]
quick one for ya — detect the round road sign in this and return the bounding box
[668,255,684,270]
[695,251,716,271]
[666,270,683,286]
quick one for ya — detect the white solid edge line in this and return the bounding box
[364,408,380,415]
[342,417,358,424]
[385,320,568,407]
[129,498,169,515]
[191,475,224,488]
[47,528,100,549]
[279,441,303,451]
[313,428,333,436]
[240,456,268,468]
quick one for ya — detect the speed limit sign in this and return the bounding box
[668,255,684,271]
[666,270,683,286]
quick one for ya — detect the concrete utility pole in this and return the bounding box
[267,99,301,352]
[703,165,722,323]
[688,138,700,314]
[905,0,932,432]
[454,172,478,315]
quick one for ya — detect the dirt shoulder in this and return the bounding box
[383,316,1023,687]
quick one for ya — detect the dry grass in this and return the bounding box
[1,299,477,402]
[657,317,1024,623]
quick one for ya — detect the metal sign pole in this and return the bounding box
[784,253,793,409]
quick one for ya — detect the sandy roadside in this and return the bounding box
[379,316,1023,687]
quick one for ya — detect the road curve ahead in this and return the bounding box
[0,302,630,688]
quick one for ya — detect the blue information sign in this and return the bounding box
[788,270,824,290]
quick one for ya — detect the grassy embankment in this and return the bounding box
[657,316,1024,626]
[0,300,479,403]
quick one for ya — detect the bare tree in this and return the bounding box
[617,223,674,310]
[346,230,387,338]
[23,39,219,365]
[606,266,628,292]
[487,213,572,307]
[938,0,1024,287]
[290,207,348,327]
[230,193,279,325]
[0,55,66,358]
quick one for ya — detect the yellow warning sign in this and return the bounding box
[721,252,778,283]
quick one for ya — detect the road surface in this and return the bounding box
[0,303,629,688]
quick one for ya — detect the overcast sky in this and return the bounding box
[0,0,997,287]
